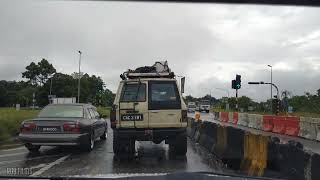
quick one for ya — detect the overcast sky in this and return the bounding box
[0,1,320,102]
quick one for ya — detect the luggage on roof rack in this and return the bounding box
[120,61,174,80]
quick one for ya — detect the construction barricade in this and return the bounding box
[272,116,286,134]
[238,113,249,127]
[233,112,239,124]
[263,115,274,132]
[284,116,300,136]
[220,112,229,122]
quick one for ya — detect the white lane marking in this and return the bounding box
[0,154,64,165]
[31,154,71,176]
[0,152,26,158]
[0,146,25,152]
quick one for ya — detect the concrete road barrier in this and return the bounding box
[214,112,220,120]
[314,118,320,141]
[255,114,263,130]
[223,126,244,170]
[299,117,317,140]
[214,125,228,158]
[248,114,256,128]
[238,113,249,127]
[241,133,268,176]
[311,153,320,180]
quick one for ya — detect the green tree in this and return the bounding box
[22,59,56,86]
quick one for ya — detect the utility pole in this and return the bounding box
[78,51,82,103]
[268,65,273,114]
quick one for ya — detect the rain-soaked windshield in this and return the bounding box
[0,1,319,180]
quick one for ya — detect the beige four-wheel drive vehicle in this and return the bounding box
[110,62,187,157]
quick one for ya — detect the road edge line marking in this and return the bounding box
[30,154,71,176]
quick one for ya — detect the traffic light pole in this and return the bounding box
[236,89,238,111]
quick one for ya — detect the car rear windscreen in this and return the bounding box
[38,105,84,118]
[120,83,146,102]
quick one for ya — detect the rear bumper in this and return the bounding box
[18,133,88,146]
[114,128,186,141]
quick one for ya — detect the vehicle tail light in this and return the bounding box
[63,122,80,133]
[21,122,37,133]
[181,110,187,122]
[110,105,117,129]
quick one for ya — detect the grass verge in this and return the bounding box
[0,108,39,142]
[97,106,111,118]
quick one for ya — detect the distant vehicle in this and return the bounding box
[198,100,210,113]
[187,102,196,112]
[111,61,188,157]
[19,103,107,152]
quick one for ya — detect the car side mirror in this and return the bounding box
[181,77,185,94]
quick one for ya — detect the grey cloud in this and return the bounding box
[0,1,319,100]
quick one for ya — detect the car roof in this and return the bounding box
[46,103,96,109]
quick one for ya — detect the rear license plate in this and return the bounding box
[121,114,143,121]
[38,126,61,132]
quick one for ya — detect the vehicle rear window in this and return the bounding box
[120,83,146,102]
[38,105,84,118]
[149,81,181,110]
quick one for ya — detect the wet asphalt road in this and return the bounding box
[0,119,227,177]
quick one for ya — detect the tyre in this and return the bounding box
[113,131,135,157]
[25,144,40,152]
[100,128,107,140]
[81,132,94,152]
[169,132,187,156]
[113,132,121,155]
[206,110,209,113]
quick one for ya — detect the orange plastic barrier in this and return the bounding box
[220,112,229,122]
[262,115,274,132]
[285,116,300,136]
[272,116,286,134]
[233,112,239,124]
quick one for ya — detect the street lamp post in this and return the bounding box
[268,65,273,114]
[78,51,82,103]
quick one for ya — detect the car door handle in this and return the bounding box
[167,114,175,116]
[150,110,158,113]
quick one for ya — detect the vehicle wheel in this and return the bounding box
[113,132,135,157]
[81,132,94,152]
[100,129,107,140]
[206,110,209,113]
[25,144,40,152]
[169,132,187,156]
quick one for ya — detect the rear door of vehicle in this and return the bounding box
[118,81,149,128]
[87,108,103,138]
[148,80,182,128]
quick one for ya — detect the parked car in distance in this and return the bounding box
[19,103,107,152]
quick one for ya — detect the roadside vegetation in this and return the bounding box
[97,106,111,118]
[0,108,39,141]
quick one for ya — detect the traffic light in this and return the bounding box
[232,80,236,89]
[235,75,241,89]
